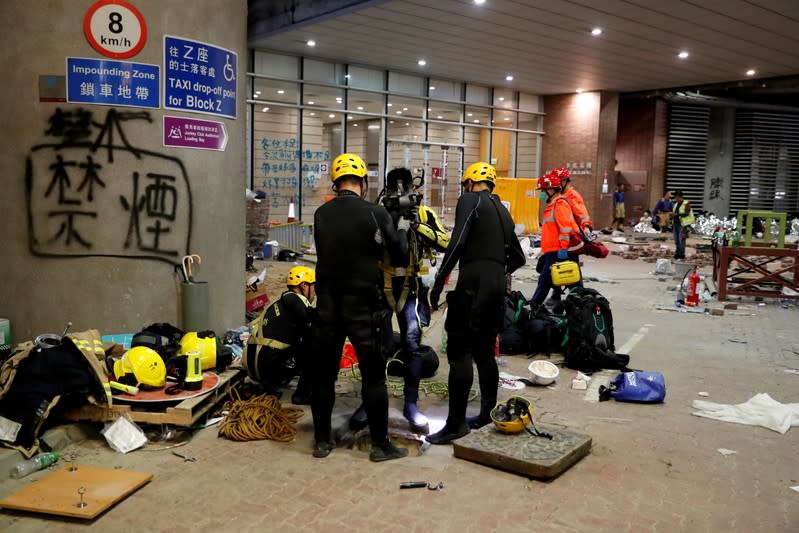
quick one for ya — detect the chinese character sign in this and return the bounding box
[67,57,159,108]
[26,108,193,265]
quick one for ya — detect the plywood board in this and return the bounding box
[0,464,152,519]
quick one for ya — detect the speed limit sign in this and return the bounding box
[83,0,147,59]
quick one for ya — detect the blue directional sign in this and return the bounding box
[67,57,160,108]
[164,35,237,119]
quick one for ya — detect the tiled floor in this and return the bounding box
[1,240,798,532]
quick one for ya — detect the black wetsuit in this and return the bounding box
[431,190,524,426]
[310,190,409,445]
[243,291,314,391]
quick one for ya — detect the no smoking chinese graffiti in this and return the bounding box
[26,108,193,265]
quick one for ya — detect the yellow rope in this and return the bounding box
[218,386,304,442]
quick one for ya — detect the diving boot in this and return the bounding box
[312,440,334,458]
[369,440,409,462]
[348,405,369,431]
[403,403,429,434]
[426,422,470,445]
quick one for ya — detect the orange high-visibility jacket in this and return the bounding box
[541,197,579,253]
[562,187,592,231]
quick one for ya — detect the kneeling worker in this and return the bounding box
[243,266,316,404]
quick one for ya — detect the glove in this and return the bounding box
[557,249,568,261]
[397,218,411,232]
[430,283,443,311]
[583,227,593,241]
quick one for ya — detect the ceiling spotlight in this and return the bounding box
[504,117,510,121]
[357,106,364,110]
[467,112,473,117]
[308,101,315,105]
[277,89,285,94]
[254,91,261,95]
[576,88,583,93]
[427,107,432,111]
[347,115,353,119]
[353,123,358,126]
[396,111,403,114]
[310,112,315,116]
[306,40,316,47]
[262,107,269,112]
[591,28,602,36]
[390,120,395,124]
[344,74,351,79]
[405,122,409,126]
[498,97,505,101]
[387,103,393,107]
[436,115,443,119]
[505,75,514,81]
[474,0,486,4]
[473,119,480,123]
[678,51,689,59]
[430,86,436,90]
[418,59,427,66]
[403,107,408,111]
[746,69,756,76]
[336,97,342,102]
[329,113,335,118]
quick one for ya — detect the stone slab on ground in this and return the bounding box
[452,424,591,480]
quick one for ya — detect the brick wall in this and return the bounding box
[617,97,669,210]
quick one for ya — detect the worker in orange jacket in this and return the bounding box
[531,173,582,305]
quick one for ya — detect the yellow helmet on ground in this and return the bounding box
[461,162,497,186]
[114,346,166,388]
[490,396,533,434]
[331,153,367,182]
[287,266,316,286]
[178,331,217,371]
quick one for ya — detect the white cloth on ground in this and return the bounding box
[691,393,799,434]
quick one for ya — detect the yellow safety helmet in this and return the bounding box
[113,346,167,389]
[490,396,533,434]
[287,266,316,286]
[178,331,217,371]
[331,153,367,182]
[461,162,497,186]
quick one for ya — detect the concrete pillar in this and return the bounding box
[0,0,247,341]
[703,107,735,216]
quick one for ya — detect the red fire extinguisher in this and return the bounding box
[686,268,700,307]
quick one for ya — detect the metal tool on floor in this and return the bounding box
[399,481,445,490]
[171,451,197,462]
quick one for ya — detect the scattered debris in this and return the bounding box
[784,369,799,375]
[791,486,799,494]
[698,392,710,397]
[717,448,737,456]
[728,339,748,344]
[724,303,738,310]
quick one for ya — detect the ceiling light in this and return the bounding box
[353,123,358,127]
[357,106,364,110]
[308,101,315,105]
[746,69,756,76]
[277,89,285,94]
[396,111,402,114]
[591,28,602,36]
[430,86,436,90]
[368,124,380,130]
[329,113,335,118]
[436,115,443,119]
[467,112,473,117]
[678,51,689,59]
[576,88,583,93]
[347,115,353,119]
[403,107,408,111]
[418,59,427,66]
[336,97,342,102]
[473,119,480,123]
[387,103,393,107]
[427,107,432,111]
[405,122,409,126]
[254,91,261,95]
[474,0,485,4]
[262,107,269,112]
[498,97,505,101]
[390,120,395,124]
[505,75,513,81]
[504,117,510,121]
[344,74,351,79]
[306,40,316,47]
[310,112,315,116]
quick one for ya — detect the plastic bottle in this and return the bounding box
[9,452,59,479]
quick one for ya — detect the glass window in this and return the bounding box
[303,84,343,111]
[494,109,517,129]
[253,51,298,79]
[516,133,540,178]
[465,105,489,127]
[389,72,425,96]
[301,109,336,215]
[348,90,384,115]
[519,92,542,113]
[253,78,297,104]
[428,100,461,123]
[348,65,384,90]
[518,112,542,133]
[494,88,515,109]
[387,118,424,142]
[429,79,462,102]
[466,84,490,105]
[346,115,382,201]
[302,58,346,84]
[388,96,425,119]
[253,106,300,219]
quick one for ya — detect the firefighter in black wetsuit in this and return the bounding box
[243,266,316,402]
[309,153,411,462]
[428,162,525,445]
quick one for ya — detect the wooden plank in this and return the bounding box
[0,464,151,519]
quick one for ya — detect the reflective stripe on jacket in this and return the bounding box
[540,197,579,253]
[562,187,592,230]
[672,200,695,226]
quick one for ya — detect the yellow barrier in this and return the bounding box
[494,177,540,234]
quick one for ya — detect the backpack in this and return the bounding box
[525,303,567,358]
[499,291,531,355]
[562,288,630,372]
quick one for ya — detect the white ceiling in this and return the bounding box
[248,0,799,96]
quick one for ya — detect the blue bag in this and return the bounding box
[607,371,666,403]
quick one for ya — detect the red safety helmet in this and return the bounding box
[536,172,561,190]
[553,167,571,183]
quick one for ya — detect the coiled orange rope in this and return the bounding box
[218,387,304,442]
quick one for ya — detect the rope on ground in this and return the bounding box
[218,386,304,442]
